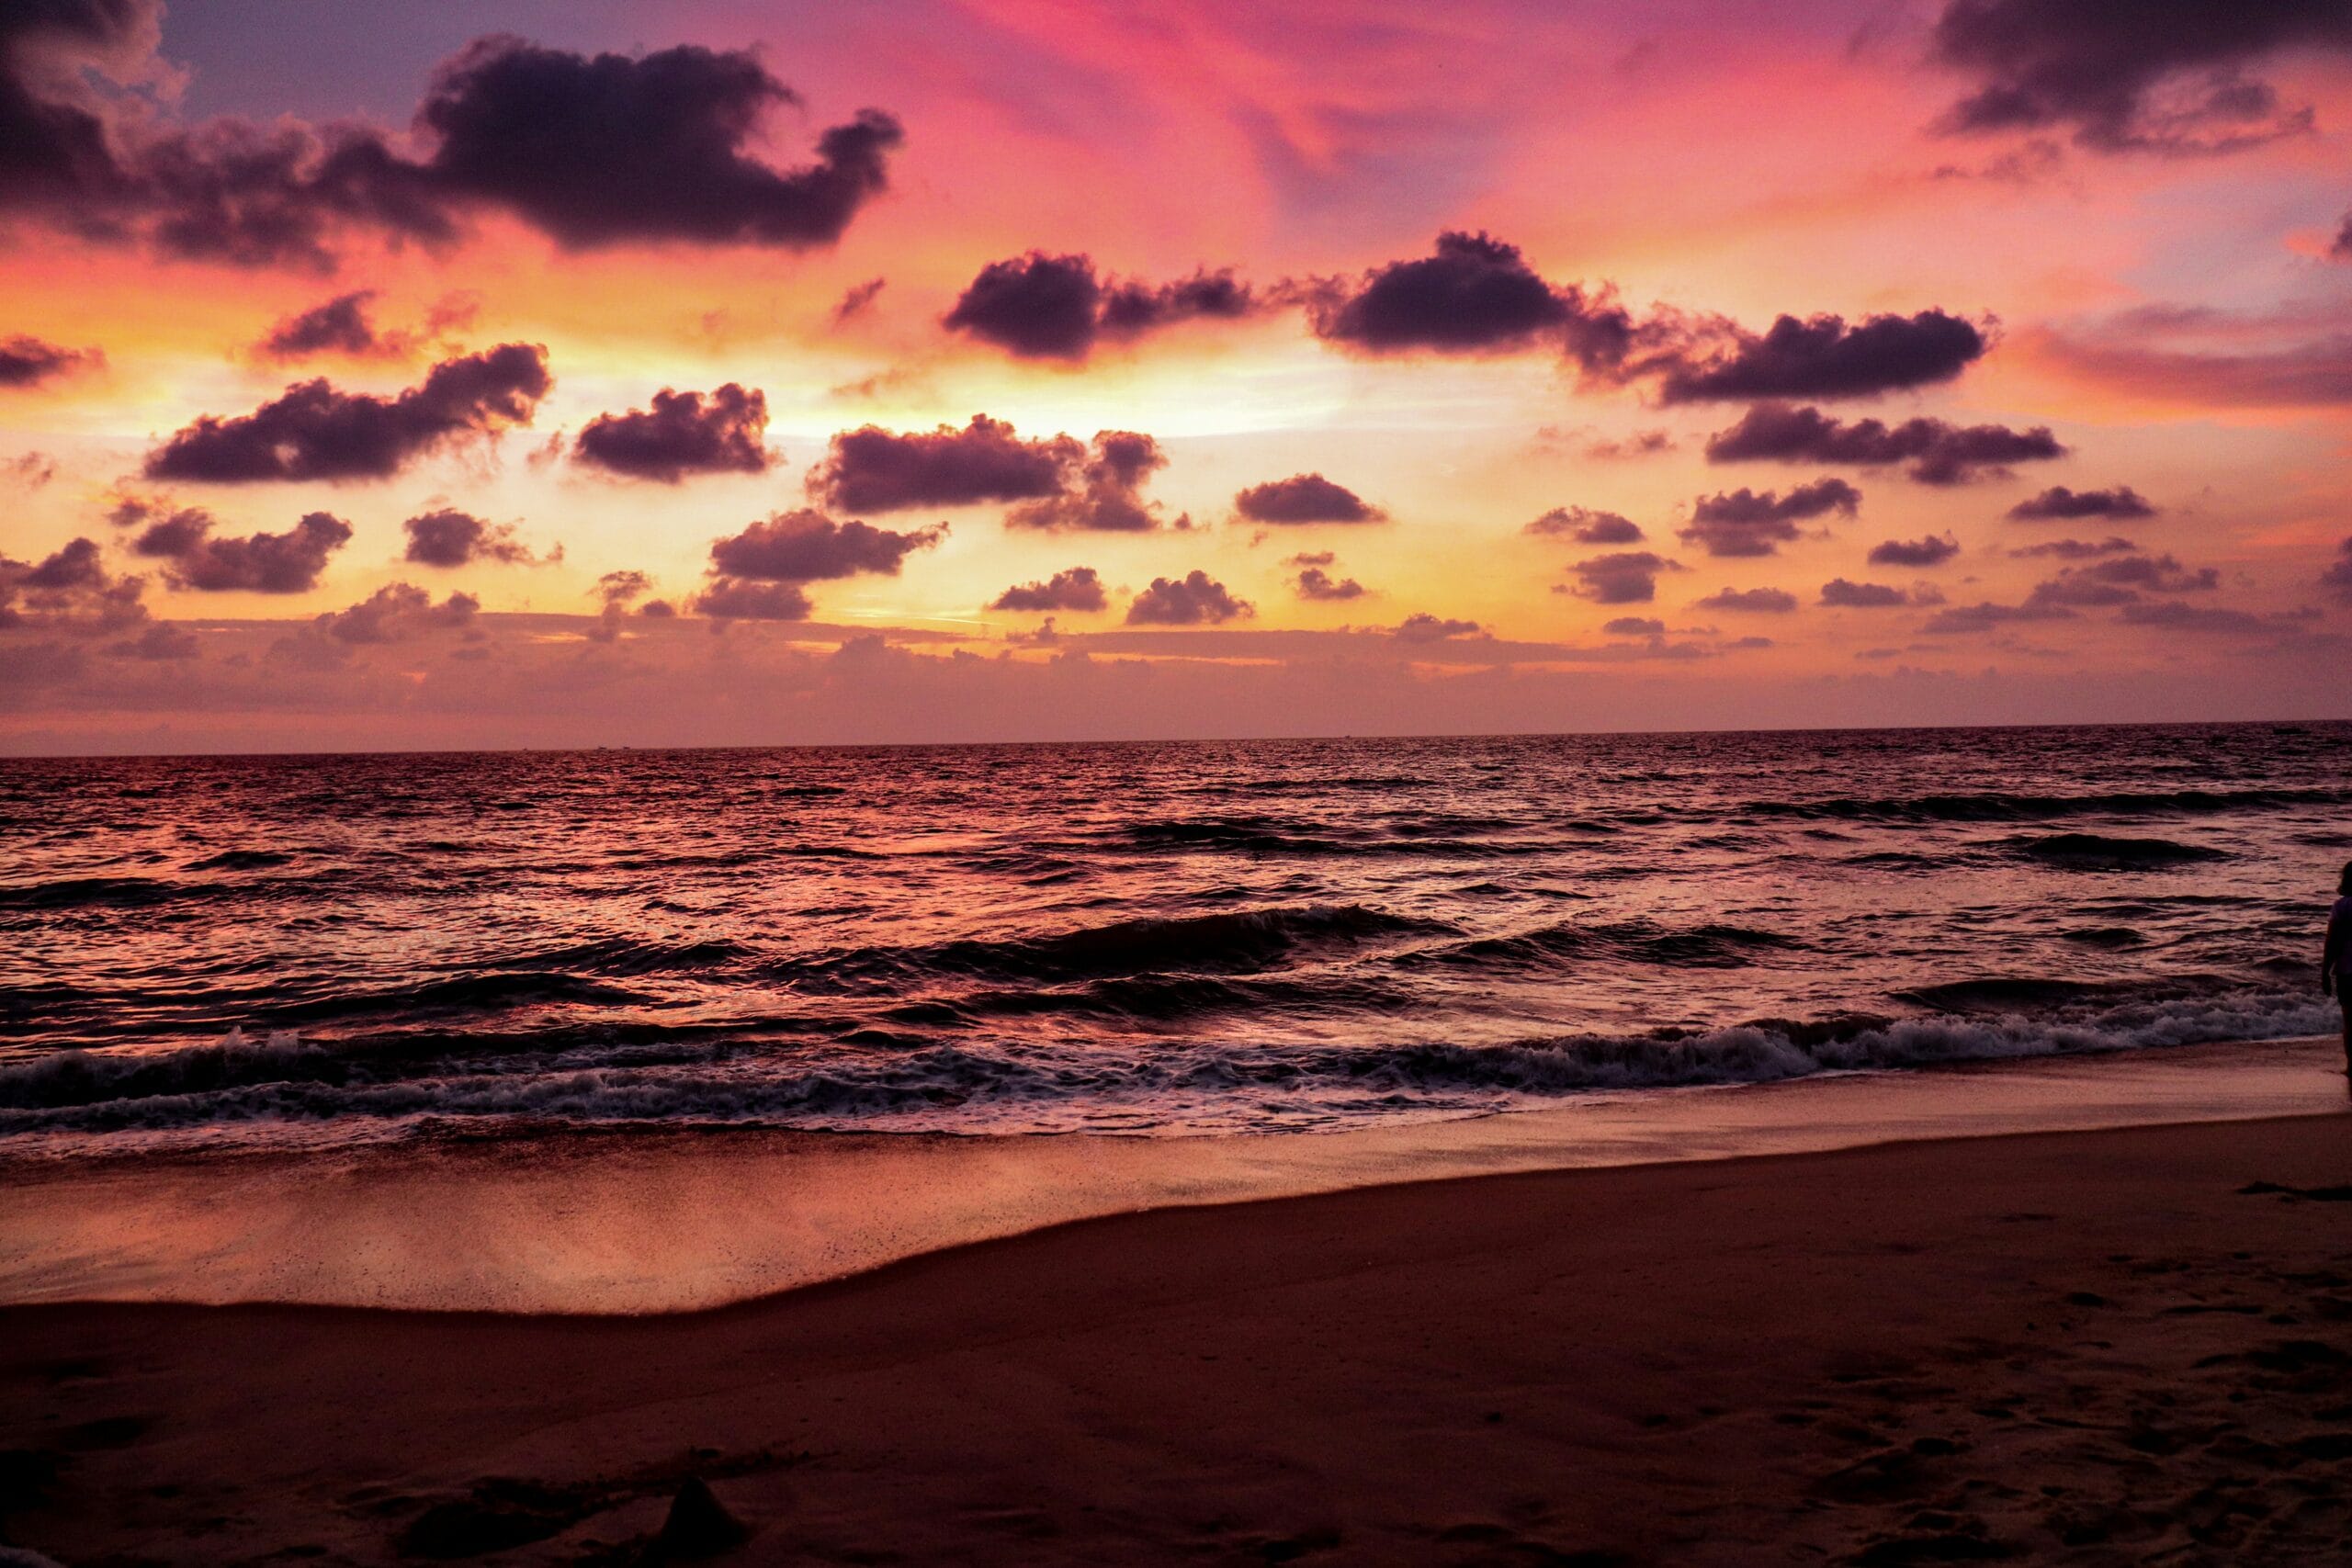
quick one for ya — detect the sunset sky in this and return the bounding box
[4,0,2350,752]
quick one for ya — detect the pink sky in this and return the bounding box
[3,0,2350,752]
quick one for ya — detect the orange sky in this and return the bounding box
[3,0,2350,751]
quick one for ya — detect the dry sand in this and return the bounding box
[5,1111,2350,1565]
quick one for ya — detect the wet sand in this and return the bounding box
[5,1110,2350,1564]
[2,1035,2342,1314]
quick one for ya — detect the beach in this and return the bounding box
[6,1073,2348,1564]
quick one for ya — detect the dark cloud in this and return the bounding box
[707,509,945,581]
[1702,401,2064,483]
[1922,600,2077,632]
[692,578,811,621]
[1692,586,1799,613]
[1525,506,1645,544]
[316,581,479,643]
[402,508,535,568]
[2027,551,2219,606]
[0,12,904,267]
[1580,429,1677,460]
[0,536,147,634]
[2007,484,2155,520]
[943,253,1096,360]
[1566,550,1684,604]
[1101,269,1258,336]
[1657,312,1988,402]
[0,333,99,388]
[1928,0,2352,154]
[144,344,551,482]
[832,277,885,323]
[2008,535,2139,558]
[1868,533,1962,568]
[806,415,1081,513]
[6,451,57,487]
[990,567,1106,613]
[1393,613,1484,642]
[1007,431,1171,532]
[1819,578,1912,607]
[133,508,352,592]
[586,569,656,641]
[1125,570,1252,626]
[595,570,652,605]
[1295,565,1367,601]
[1234,472,1383,525]
[2115,601,2274,633]
[107,622,198,660]
[2323,537,2352,604]
[573,383,771,483]
[1603,615,1667,637]
[1679,479,1861,557]
[1306,231,1593,355]
[261,291,385,359]
[944,253,1260,361]
[413,39,901,250]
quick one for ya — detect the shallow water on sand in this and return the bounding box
[2,722,2346,1151]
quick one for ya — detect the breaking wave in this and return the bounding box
[0,989,2329,1137]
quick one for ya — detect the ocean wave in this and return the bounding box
[1735,786,2346,826]
[769,904,1452,991]
[2013,833,2229,870]
[0,990,2329,1137]
[1400,919,1799,973]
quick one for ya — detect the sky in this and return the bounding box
[3,0,2350,753]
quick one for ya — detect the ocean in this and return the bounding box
[3,722,2346,1155]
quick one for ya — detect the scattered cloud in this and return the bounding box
[1126,570,1252,626]
[1301,231,1627,362]
[1703,401,2063,483]
[1392,613,1484,642]
[572,383,772,482]
[1525,506,1645,544]
[314,581,478,643]
[1234,472,1383,525]
[1922,599,2077,632]
[1928,0,2348,155]
[402,508,537,568]
[1007,432,1173,532]
[0,333,100,388]
[832,277,886,323]
[2323,537,2352,604]
[944,253,1259,360]
[1656,312,1988,403]
[1692,586,1799,613]
[1868,533,1962,568]
[143,344,551,482]
[707,510,945,582]
[2008,536,2139,558]
[1819,578,1913,607]
[1679,478,1860,556]
[1566,550,1684,604]
[1295,565,1367,601]
[130,507,352,592]
[990,567,1106,613]
[806,415,1080,513]
[0,10,906,268]
[2007,484,2155,521]
[0,537,147,634]
[2028,551,2218,605]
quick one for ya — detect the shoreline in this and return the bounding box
[1,1032,2342,1315]
[5,1112,2347,1564]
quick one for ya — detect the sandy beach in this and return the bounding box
[6,1103,2349,1565]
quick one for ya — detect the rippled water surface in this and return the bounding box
[3,724,2346,1149]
